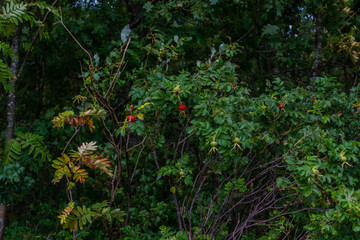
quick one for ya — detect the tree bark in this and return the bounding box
[1,2,57,237]
[1,26,21,240]
[0,204,5,240]
[5,27,21,144]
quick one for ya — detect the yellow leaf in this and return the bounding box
[170,186,176,194]
[137,102,150,110]
[137,113,144,120]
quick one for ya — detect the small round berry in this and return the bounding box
[127,115,135,122]
[178,105,187,111]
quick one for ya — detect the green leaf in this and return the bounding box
[303,188,312,197]
[276,177,290,188]
[353,225,360,232]
[143,2,153,13]
[86,214,92,223]
[262,24,280,36]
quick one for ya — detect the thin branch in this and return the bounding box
[74,214,101,238]
[56,9,93,69]
[130,143,146,183]
[245,207,326,228]
[17,0,59,78]
[105,38,132,98]
[61,126,80,156]
[127,136,147,152]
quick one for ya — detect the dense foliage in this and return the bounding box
[1,0,360,239]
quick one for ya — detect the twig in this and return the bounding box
[61,126,80,156]
[245,207,326,228]
[127,136,147,152]
[130,143,146,183]
[17,0,59,78]
[105,39,132,98]
[74,214,100,238]
[56,8,93,69]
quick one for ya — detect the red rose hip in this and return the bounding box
[126,115,135,122]
[178,105,187,111]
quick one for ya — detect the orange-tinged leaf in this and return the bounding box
[84,117,95,132]
[74,221,78,231]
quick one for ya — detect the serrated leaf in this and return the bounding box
[262,24,279,36]
[143,2,153,13]
[77,141,97,156]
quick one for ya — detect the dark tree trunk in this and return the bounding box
[1,26,21,240]
[0,204,5,240]
[5,27,21,144]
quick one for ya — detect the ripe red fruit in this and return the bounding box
[178,105,187,111]
[126,115,135,122]
[233,83,237,88]
[279,104,285,109]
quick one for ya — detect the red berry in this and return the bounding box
[178,105,187,111]
[233,83,237,88]
[279,104,285,109]
[126,115,135,122]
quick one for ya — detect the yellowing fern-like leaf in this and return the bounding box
[77,141,97,156]
[72,166,88,183]
[58,201,74,224]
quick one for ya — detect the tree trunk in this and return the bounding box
[5,27,21,143]
[1,26,21,240]
[0,204,5,240]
